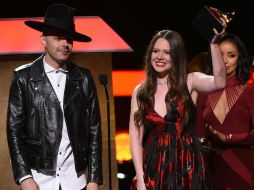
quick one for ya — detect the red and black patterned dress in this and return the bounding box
[140,96,210,190]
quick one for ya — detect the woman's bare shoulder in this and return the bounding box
[132,83,143,98]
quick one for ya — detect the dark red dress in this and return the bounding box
[137,96,210,190]
[196,75,254,190]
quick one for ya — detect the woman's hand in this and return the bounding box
[211,18,227,44]
[207,125,232,143]
[208,125,226,141]
[136,176,146,190]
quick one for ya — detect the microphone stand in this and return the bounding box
[98,74,112,190]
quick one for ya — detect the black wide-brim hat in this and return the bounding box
[25,3,91,42]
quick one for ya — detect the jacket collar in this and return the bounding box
[66,61,84,81]
[44,59,68,74]
[29,54,83,82]
[29,55,46,82]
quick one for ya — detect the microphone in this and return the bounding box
[99,74,109,102]
[99,74,108,85]
[98,74,112,190]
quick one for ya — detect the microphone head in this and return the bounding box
[98,74,108,85]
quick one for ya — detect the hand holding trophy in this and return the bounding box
[208,6,235,24]
[191,5,235,42]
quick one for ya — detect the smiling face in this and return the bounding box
[219,40,239,77]
[151,37,172,78]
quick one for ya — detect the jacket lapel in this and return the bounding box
[63,63,83,109]
[29,55,61,108]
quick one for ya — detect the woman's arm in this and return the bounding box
[188,27,227,99]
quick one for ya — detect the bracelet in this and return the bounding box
[200,138,206,143]
[225,133,232,142]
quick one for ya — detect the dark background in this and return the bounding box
[1,0,253,189]
[1,0,254,70]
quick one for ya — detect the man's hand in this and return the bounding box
[20,178,39,190]
[86,182,99,190]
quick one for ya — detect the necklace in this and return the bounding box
[157,81,167,85]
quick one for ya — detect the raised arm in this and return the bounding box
[129,85,146,190]
[188,26,227,100]
[210,26,227,89]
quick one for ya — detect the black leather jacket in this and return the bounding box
[7,55,102,184]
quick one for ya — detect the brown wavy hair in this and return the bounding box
[134,29,191,130]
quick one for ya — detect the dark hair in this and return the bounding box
[134,29,190,130]
[187,51,209,73]
[207,33,253,82]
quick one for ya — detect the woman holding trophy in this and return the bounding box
[195,7,254,190]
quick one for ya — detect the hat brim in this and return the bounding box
[25,20,91,42]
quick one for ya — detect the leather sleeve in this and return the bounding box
[6,71,32,184]
[83,71,103,184]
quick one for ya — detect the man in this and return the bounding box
[6,4,102,190]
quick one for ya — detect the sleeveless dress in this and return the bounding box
[138,96,210,190]
[195,75,254,189]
